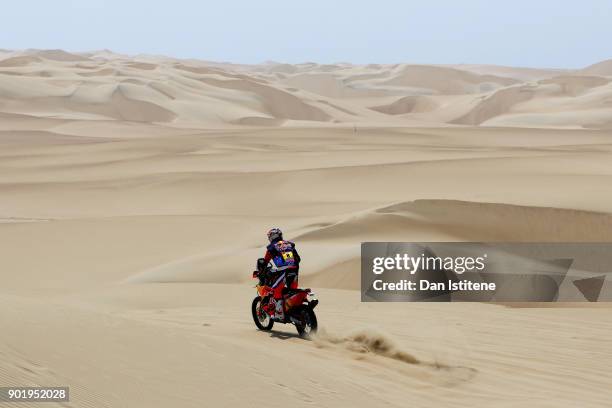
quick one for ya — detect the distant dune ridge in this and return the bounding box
[0,49,611,129]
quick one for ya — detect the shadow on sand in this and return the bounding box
[264,328,309,341]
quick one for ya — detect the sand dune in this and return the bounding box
[28,49,90,62]
[377,64,518,94]
[1,49,611,128]
[452,76,612,127]
[298,199,612,245]
[0,55,44,67]
[540,75,610,96]
[580,59,612,76]
[1,50,612,407]
[298,199,612,290]
[448,64,568,81]
[451,85,538,125]
[370,95,439,115]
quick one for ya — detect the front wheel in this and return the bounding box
[295,307,318,338]
[252,297,274,331]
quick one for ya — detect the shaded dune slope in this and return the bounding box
[127,200,612,289]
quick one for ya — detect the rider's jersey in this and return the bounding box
[264,240,300,272]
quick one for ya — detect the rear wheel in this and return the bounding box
[294,307,318,338]
[252,297,274,331]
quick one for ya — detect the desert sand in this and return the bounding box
[1,49,612,407]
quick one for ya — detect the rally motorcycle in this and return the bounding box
[251,258,318,338]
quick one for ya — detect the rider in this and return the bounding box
[263,228,300,320]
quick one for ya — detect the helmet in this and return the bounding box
[267,228,283,242]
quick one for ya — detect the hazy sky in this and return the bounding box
[3,0,611,68]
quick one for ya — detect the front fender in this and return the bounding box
[307,292,318,309]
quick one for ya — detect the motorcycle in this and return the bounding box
[251,258,318,338]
